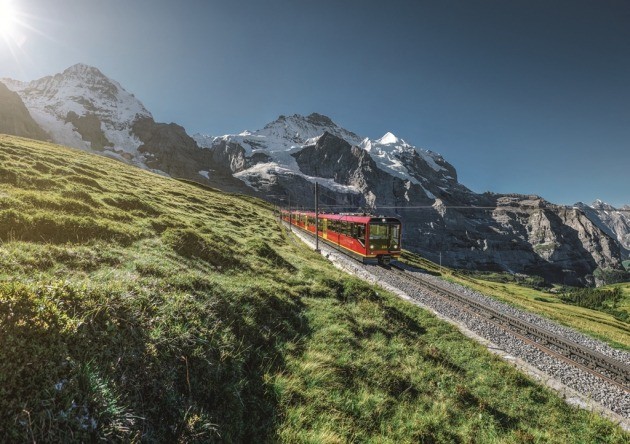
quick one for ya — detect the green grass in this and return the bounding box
[1,134,628,442]
[400,251,630,351]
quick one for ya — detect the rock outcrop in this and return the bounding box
[0,82,48,140]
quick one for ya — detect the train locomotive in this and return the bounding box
[281,210,402,265]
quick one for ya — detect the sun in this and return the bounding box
[0,0,32,54]
[0,0,18,39]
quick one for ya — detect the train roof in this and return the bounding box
[285,210,400,224]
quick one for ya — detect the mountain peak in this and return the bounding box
[271,113,337,129]
[61,63,108,79]
[592,200,616,210]
[4,63,152,157]
[376,132,400,145]
[305,112,335,127]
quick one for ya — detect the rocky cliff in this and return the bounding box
[576,201,630,259]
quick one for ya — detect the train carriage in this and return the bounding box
[281,210,402,264]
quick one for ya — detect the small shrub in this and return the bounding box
[64,175,105,191]
[594,268,630,285]
[534,297,554,303]
[245,239,296,271]
[162,228,242,269]
[103,195,159,216]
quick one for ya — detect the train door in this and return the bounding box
[318,218,327,239]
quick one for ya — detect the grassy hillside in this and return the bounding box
[0,134,628,442]
[400,252,630,351]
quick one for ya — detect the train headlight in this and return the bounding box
[393,244,398,249]
[370,244,375,250]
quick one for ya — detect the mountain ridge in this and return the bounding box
[1,63,626,283]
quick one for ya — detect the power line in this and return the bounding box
[279,204,630,213]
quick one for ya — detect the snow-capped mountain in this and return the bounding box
[193,114,622,284]
[1,63,624,284]
[2,63,151,163]
[194,113,464,203]
[197,113,363,153]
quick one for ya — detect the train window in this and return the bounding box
[369,224,388,239]
[391,224,400,243]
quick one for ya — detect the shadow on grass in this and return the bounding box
[0,280,311,442]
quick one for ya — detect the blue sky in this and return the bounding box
[1,0,629,207]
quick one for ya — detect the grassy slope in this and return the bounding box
[0,135,627,442]
[400,252,630,351]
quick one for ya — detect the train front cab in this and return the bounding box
[367,217,401,265]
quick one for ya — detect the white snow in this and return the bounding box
[376,132,400,145]
[234,161,361,195]
[195,113,452,195]
[359,135,446,186]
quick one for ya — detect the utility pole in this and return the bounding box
[315,182,320,253]
[288,194,292,231]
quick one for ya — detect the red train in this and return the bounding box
[281,210,402,264]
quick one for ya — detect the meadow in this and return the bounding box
[0,134,627,442]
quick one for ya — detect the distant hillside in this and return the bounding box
[1,134,627,441]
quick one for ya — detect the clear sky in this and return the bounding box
[1,0,629,207]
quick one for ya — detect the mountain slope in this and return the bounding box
[1,134,627,441]
[0,81,49,140]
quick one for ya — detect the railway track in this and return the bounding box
[283,220,630,421]
[388,262,630,393]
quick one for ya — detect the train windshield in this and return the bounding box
[369,222,401,250]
